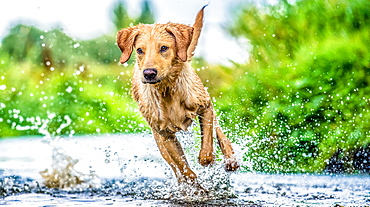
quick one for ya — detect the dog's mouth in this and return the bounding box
[142,79,161,84]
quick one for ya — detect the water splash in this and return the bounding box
[5,109,242,200]
[10,110,98,189]
[168,165,238,202]
[38,114,99,189]
[170,127,240,200]
[40,155,84,189]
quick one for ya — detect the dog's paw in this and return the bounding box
[190,182,209,196]
[198,150,215,166]
[178,180,209,197]
[224,157,239,172]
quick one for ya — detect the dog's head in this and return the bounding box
[116,6,205,84]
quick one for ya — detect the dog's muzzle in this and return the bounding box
[143,68,160,84]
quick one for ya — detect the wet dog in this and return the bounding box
[116,6,239,192]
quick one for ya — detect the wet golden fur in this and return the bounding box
[117,7,239,191]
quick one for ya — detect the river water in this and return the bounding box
[0,134,369,206]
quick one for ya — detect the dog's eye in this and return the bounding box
[160,46,168,52]
[137,48,144,55]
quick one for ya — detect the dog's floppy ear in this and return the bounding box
[187,5,206,61]
[166,24,193,62]
[117,26,139,64]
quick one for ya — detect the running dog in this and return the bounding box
[116,6,239,192]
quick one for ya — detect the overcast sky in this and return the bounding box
[0,0,250,64]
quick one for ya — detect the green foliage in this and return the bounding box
[1,24,121,67]
[1,25,44,62]
[0,57,148,138]
[220,0,370,173]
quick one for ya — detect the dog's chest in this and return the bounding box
[138,86,199,133]
[156,92,196,133]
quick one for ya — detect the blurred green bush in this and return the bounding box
[0,56,148,137]
[216,0,370,173]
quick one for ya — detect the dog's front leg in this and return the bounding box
[152,130,198,184]
[198,107,215,166]
[200,106,240,172]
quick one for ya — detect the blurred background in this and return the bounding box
[0,0,369,174]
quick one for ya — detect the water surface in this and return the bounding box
[1,134,369,206]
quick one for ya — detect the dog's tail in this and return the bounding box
[187,5,207,61]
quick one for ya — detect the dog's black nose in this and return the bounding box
[143,68,158,81]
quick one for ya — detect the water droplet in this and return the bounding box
[66,86,73,93]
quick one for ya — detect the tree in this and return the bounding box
[111,1,133,31]
[111,0,155,32]
[137,0,155,24]
[1,25,43,62]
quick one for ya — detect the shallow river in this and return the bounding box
[0,134,369,206]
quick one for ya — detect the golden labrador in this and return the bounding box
[116,6,239,191]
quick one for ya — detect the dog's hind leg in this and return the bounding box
[214,119,240,171]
